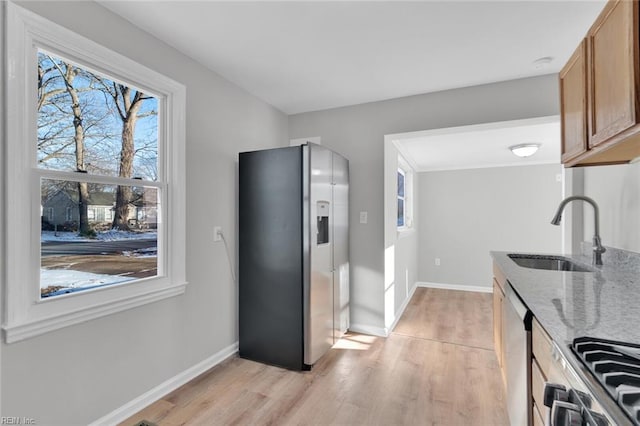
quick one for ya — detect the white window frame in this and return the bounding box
[397,168,406,229]
[397,156,414,232]
[4,3,187,343]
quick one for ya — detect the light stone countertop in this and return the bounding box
[491,245,640,347]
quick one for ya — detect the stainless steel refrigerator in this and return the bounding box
[239,143,349,370]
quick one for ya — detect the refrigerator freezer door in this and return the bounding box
[305,144,334,365]
[332,152,349,340]
[239,147,304,370]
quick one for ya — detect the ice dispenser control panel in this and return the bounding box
[316,201,330,245]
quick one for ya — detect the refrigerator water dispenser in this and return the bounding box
[317,201,330,245]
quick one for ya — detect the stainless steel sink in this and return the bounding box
[507,254,593,272]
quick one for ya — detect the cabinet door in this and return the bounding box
[493,279,503,368]
[531,359,549,423]
[588,0,639,147]
[560,40,588,163]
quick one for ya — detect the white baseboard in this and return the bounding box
[348,323,388,337]
[349,282,421,338]
[417,281,492,293]
[90,341,239,426]
[386,282,418,334]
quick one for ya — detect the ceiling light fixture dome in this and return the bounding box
[533,57,554,70]
[509,143,540,158]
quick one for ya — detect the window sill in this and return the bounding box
[2,281,187,343]
[397,227,416,239]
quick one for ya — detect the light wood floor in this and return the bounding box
[122,288,509,425]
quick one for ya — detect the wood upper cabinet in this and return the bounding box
[560,0,640,166]
[560,40,588,163]
[587,0,638,147]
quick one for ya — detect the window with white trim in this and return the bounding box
[4,4,187,343]
[397,169,406,228]
[397,156,414,230]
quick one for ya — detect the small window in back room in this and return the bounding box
[397,155,413,230]
[397,169,405,228]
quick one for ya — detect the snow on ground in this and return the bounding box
[41,230,157,242]
[123,247,157,258]
[40,269,134,289]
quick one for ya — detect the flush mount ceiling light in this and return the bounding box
[509,143,541,158]
[533,56,554,70]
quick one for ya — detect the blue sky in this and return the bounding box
[38,51,159,181]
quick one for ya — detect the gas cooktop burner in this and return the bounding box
[572,337,640,425]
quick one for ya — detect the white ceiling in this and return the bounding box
[391,116,561,172]
[100,1,606,115]
[99,1,604,170]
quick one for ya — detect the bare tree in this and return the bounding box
[40,56,93,236]
[99,82,156,230]
[38,59,76,166]
[39,54,158,234]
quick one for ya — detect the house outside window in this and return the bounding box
[4,3,186,343]
[45,207,54,223]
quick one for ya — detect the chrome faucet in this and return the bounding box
[551,195,606,266]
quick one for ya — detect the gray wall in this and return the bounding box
[418,165,564,287]
[289,74,559,330]
[582,162,640,253]
[383,143,418,331]
[2,2,288,423]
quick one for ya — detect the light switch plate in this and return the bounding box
[359,211,368,224]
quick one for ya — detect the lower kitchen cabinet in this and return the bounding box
[532,402,545,426]
[531,357,548,424]
[532,316,553,375]
[531,317,571,425]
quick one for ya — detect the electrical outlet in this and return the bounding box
[435,258,441,266]
[214,226,222,242]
